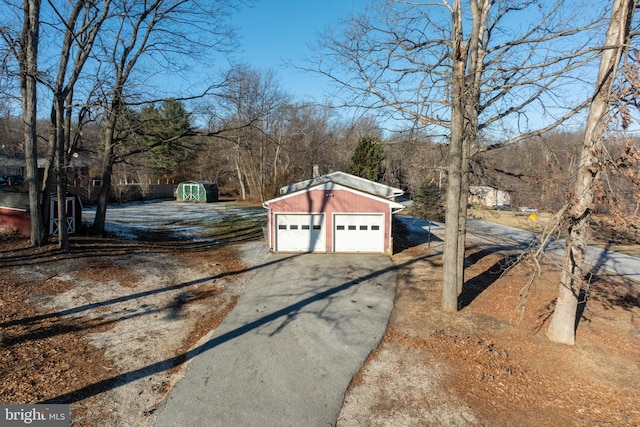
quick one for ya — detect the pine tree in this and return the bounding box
[411,179,444,221]
[348,135,386,182]
[139,99,193,177]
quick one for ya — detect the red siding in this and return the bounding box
[0,207,31,235]
[0,195,83,236]
[266,188,394,252]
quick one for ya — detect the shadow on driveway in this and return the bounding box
[40,251,436,426]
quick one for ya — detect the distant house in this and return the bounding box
[1,150,84,235]
[0,190,30,235]
[469,186,511,207]
[0,150,90,184]
[0,151,24,176]
[263,171,404,254]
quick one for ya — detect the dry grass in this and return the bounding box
[0,235,265,426]
[338,243,640,426]
[469,207,640,256]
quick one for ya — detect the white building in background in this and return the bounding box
[469,186,511,207]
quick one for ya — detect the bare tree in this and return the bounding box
[1,0,46,246]
[1,1,110,247]
[39,0,111,250]
[309,0,605,311]
[385,129,444,193]
[280,102,341,182]
[22,0,43,245]
[215,64,289,201]
[89,0,239,234]
[546,0,638,345]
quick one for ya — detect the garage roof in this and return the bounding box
[266,181,405,212]
[279,171,403,200]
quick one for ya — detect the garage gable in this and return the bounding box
[279,171,403,199]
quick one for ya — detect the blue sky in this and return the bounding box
[226,0,370,103]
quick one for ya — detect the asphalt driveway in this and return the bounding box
[152,252,397,427]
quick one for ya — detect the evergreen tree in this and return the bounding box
[139,99,193,178]
[411,179,444,222]
[349,135,386,182]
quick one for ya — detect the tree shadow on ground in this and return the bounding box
[575,271,640,333]
[459,253,519,310]
[570,240,639,334]
[0,251,295,333]
[393,216,443,253]
[0,225,264,269]
[39,253,434,405]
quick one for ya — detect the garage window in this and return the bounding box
[313,225,321,230]
[290,225,298,230]
[337,225,345,230]
[348,225,356,230]
[278,224,286,230]
[360,225,368,230]
[371,225,380,231]
[301,225,310,230]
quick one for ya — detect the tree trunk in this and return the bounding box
[546,0,636,345]
[235,141,247,200]
[52,96,69,250]
[442,0,466,312]
[39,123,56,239]
[273,137,281,191]
[92,116,117,235]
[20,0,46,246]
[457,150,470,295]
[93,158,113,235]
[457,0,489,295]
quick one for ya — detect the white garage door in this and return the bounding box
[334,214,384,253]
[276,214,326,252]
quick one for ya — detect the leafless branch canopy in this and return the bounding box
[306,0,612,143]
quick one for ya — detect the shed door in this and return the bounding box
[50,196,77,236]
[334,214,384,253]
[276,214,325,252]
[182,183,200,201]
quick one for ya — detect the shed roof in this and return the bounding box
[179,180,218,187]
[279,171,403,199]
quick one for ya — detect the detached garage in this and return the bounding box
[263,172,404,254]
